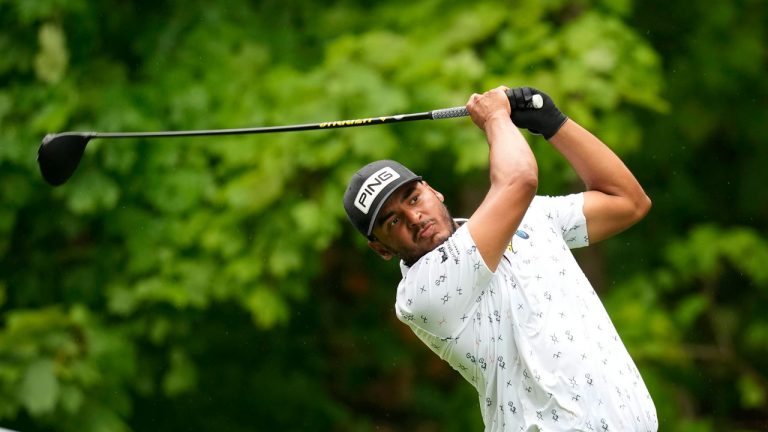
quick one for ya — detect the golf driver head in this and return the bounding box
[37,133,92,186]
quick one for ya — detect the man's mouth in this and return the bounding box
[416,221,435,240]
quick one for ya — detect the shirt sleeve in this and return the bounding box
[395,223,493,338]
[532,193,589,249]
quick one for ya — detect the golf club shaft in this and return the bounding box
[79,106,469,140]
[38,92,543,186]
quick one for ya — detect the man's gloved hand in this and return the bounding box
[506,87,568,139]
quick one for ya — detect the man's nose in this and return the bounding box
[404,208,421,225]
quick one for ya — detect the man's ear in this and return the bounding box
[422,181,444,202]
[368,239,395,261]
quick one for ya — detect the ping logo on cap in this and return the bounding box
[354,167,400,214]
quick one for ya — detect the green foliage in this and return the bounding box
[0,0,765,430]
[0,306,134,430]
[609,225,768,430]
[614,2,768,428]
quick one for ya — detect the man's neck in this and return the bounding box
[401,218,464,267]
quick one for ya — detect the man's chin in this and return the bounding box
[403,238,444,266]
[431,231,451,246]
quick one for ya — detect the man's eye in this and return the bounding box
[410,194,419,204]
[390,217,399,226]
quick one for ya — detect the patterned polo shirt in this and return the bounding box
[395,193,658,431]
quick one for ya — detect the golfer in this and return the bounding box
[343,86,657,431]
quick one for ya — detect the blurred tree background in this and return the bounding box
[0,0,766,430]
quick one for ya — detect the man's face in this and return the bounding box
[368,181,456,265]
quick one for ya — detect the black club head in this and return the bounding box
[37,133,92,186]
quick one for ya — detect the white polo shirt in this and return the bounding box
[395,193,658,431]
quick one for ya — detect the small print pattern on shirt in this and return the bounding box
[395,193,658,432]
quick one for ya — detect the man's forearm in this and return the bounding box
[548,119,651,242]
[485,115,538,190]
[548,119,646,202]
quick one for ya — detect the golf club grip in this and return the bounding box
[430,93,543,121]
[431,106,469,120]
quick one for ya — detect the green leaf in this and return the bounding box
[64,171,121,214]
[246,287,289,329]
[19,359,59,415]
[34,23,69,84]
[59,384,84,414]
[674,295,709,329]
[738,374,766,409]
[162,348,197,397]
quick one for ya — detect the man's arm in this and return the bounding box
[548,119,651,243]
[466,87,539,271]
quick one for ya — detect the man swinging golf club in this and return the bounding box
[344,86,658,431]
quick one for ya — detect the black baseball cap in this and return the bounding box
[343,160,422,237]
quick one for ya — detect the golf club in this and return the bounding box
[37,92,543,186]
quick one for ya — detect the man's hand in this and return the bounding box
[507,87,568,139]
[467,86,512,132]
